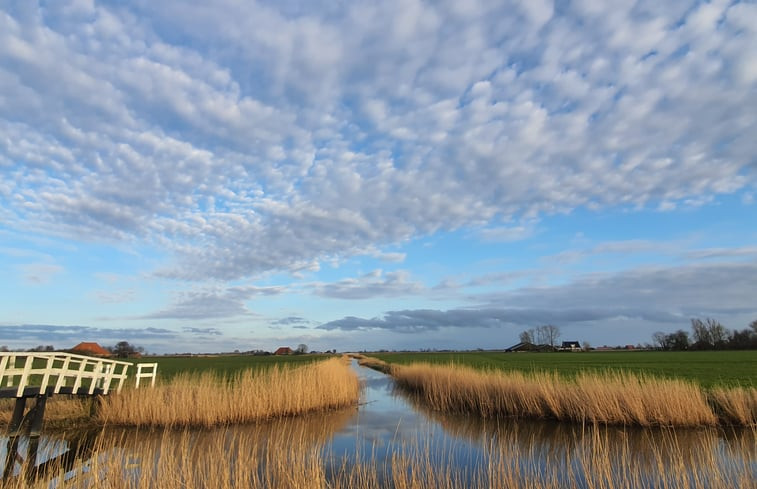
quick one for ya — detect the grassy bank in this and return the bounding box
[4,420,753,488]
[0,397,94,431]
[1,357,359,430]
[358,357,756,427]
[98,357,360,427]
[370,350,757,388]
[131,353,333,380]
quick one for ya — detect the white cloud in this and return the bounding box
[95,289,137,304]
[310,269,424,300]
[140,284,284,320]
[0,1,755,281]
[477,221,539,242]
[320,261,757,340]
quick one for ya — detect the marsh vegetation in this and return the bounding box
[386,361,756,427]
[1,355,755,488]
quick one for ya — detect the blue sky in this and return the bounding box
[1,0,756,353]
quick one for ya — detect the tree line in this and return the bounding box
[652,318,757,351]
[519,324,562,347]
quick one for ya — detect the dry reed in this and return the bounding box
[97,357,360,427]
[354,354,395,374]
[3,420,753,489]
[387,361,757,427]
[0,397,93,429]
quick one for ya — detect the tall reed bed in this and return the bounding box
[384,361,756,427]
[97,357,360,427]
[0,397,92,428]
[4,420,754,488]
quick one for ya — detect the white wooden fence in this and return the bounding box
[0,352,157,397]
[135,362,158,388]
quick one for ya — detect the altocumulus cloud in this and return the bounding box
[141,285,284,320]
[310,270,424,299]
[0,1,755,282]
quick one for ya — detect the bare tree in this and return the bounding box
[668,330,690,350]
[652,331,668,350]
[691,318,712,347]
[533,326,546,345]
[111,341,143,358]
[535,325,560,347]
[545,324,561,347]
[706,318,729,348]
[519,329,534,344]
[691,318,730,349]
[295,344,308,354]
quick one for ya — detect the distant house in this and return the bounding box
[274,346,293,355]
[560,341,581,352]
[505,342,537,352]
[70,342,112,357]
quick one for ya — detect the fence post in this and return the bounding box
[15,356,34,398]
[54,355,72,394]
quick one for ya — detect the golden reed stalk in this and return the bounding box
[97,357,360,427]
[380,360,755,427]
[0,397,92,428]
[4,422,753,489]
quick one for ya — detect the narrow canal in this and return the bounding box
[1,360,755,486]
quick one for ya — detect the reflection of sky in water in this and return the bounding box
[2,361,755,485]
[324,361,495,471]
[324,361,757,482]
[328,362,442,460]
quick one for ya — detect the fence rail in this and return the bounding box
[0,352,154,398]
[135,362,158,388]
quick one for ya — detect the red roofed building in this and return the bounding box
[71,342,112,357]
[274,346,293,355]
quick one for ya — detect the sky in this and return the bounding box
[1,0,756,354]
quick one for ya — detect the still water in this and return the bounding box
[2,361,755,486]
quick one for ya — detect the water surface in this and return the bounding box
[2,361,755,486]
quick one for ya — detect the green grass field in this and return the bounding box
[369,350,757,388]
[131,353,334,380]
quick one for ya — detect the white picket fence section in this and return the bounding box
[135,362,158,388]
[0,352,157,397]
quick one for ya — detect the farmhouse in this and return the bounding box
[70,342,112,357]
[560,341,581,351]
[274,346,293,355]
[505,342,536,352]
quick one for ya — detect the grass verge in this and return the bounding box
[1,357,360,430]
[97,356,360,427]
[358,356,756,427]
[370,350,757,388]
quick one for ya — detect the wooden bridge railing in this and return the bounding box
[1,352,159,480]
[0,352,143,398]
[135,362,158,388]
